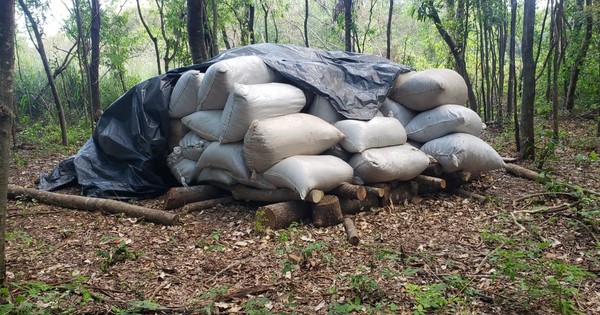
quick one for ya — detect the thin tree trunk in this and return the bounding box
[19,0,68,146]
[221,26,231,50]
[262,2,269,43]
[509,0,519,150]
[187,0,207,64]
[304,0,309,47]
[552,0,563,140]
[90,0,101,122]
[211,0,218,54]
[520,0,536,160]
[248,4,255,44]
[344,0,352,51]
[386,0,393,59]
[565,0,593,111]
[137,0,161,74]
[0,0,15,286]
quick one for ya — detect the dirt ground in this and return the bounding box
[4,118,600,314]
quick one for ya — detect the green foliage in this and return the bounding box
[242,297,273,315]
[196,285,230,314]
[111,300,162,315]
[97,240,141,271]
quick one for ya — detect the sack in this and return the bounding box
[167,147,200,186]
[179,131,210,161]
[334,117,407,153]
[181,110,223,141]
[388,69,468,111]
[244,113,345,173]
[263,155,354,199]
[405,104,483,143]
[197,56,283,110]
[379,98,416,127]
[219,82,306,143]
[307,94,345,123]
[196,167,237,186]
[420,133,505,173]
[350,144,429,183]
[197,141,250,179]
[169,70,204,118]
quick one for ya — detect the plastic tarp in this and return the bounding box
[39,43,412,199]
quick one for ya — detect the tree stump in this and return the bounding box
[311,195,344,228]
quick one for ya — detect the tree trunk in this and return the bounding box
[137,0,161,74]
[520,0,536,160]
[211,0,218,55]
[0,0,15,286]
[19,0,68,146]
[7,185,179,226]
[312,195,344,228]
[565,0,593,111]
[386,0,393,59]
[221,26,231,50]
[551,0,563,140]
[182,196,234,212]
[508,0,519,150]
[90,0,101,122]
[255,201,311,230]
[262,2,269,43]
[304,0,309,47]
[344,0,353,52]
[187,0,208,64]
[248,4,256,44]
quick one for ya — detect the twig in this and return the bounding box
[208,257,253,284]
[512,192,576,205]
[517,202,579,214]
[510,212,526,236]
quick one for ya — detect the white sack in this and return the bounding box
[420,133,505,173]
[219,82,306,143]
[307,94,345,124]
[181,110,223,141]
[197,141,250,179]
[379,98,416,127]
[350,144,430,183]
[334,117,407,153]
[196,167,238,186]
[197,56,282,110]
[178,131,210,161]
[388,69,468,111]
[244,113,345,173]
[263,155,354,200]
[167,147,200,186]
[405,104,483,143]
[169,70,205,118]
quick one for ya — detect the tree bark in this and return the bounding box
[227,185,323,204]
[163,185,227,210]
[182,196,234,212]
[255,201,311,230]
[344,0,353,52]
[304,0,309,47]
[508,0,520,150]
[0,0,15,286]
[565,0,593,111]
[90,0,101,122]
[7,185,179,226]
[187,0,208,64]
[520,0,536,160]
[19,0,69,146]
[330,182,367,201]
[210,0,218,55]
[248,4,256,44]
[137,0,161,74]
[339,193,380,215]
[312,195,344,228]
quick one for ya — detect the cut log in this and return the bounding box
[7,184,178,225]
[343,217,360,245]
[163,185,227,210]
[364,185,387,198]
[311,195,344,228]
[414,175,446,189]
[505,163,542,182]
[456,188,487,203]
[442,171,474,189]
[182,196,235,212]
[255,201,311,230]
[381,183,413,207]
[422,163,443,177]
[226,185,323,204]
[330,182,367,201]
[339,194,380,215]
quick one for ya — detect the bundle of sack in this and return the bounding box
[166,56,504,200]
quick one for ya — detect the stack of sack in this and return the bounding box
[166,56,504,200]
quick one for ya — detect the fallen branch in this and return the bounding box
[512,192,577,205]
[343,217,360,245]
[510,212,526,236]
[517,202,579,214]
[456,188,487,203]
[505,163,600,197]
[7,184,179,226]
[182,197,235,212]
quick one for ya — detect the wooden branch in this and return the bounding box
[7,185,179,225]
[227,185,323,203]
[311,195,344,228]
[505,163,541,182]
[163,185,227,210]
[343,217,360,245]
[517,202,579,214]
[339,194,380,215]
[182,196,235,212]
[414,175,446,189]
[364,185,387,197]
[255,201,311,230]
[330,182,367,201]
[456,188,487,203]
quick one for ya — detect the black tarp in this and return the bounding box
[39,44,412,199]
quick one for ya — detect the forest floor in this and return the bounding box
[3,117,600,315]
